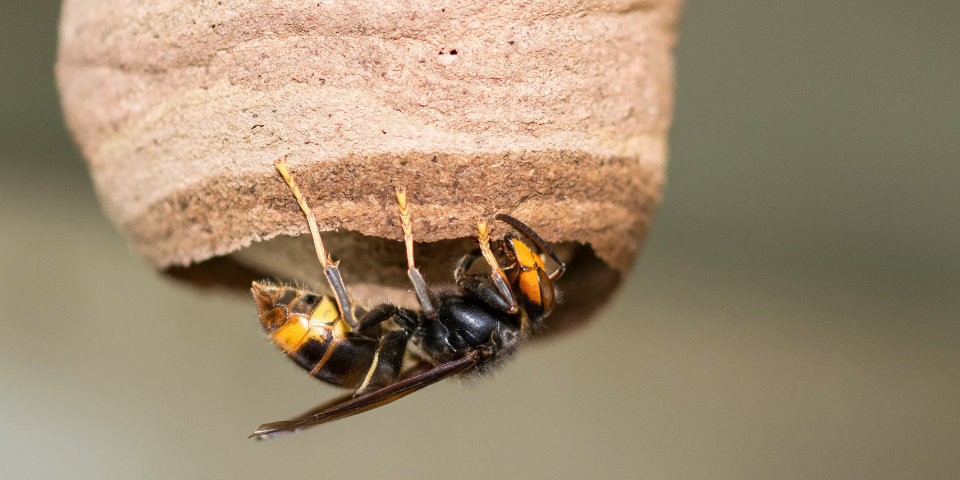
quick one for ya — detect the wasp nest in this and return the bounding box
[57,0,680,329]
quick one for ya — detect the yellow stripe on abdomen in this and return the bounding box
[271,315,312,354]
[310,296,340,323]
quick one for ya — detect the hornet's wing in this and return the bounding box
[250,351,481,439]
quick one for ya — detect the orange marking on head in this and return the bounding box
[510,238,548,306]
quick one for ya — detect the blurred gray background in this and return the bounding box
[2,2,958,479]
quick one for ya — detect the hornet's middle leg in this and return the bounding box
[395,187,437,319]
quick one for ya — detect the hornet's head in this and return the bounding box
[501,236,557,319]
[493,214,566,321]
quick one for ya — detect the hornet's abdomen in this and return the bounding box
[252,282,379,389]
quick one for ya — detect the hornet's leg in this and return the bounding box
[395,187,437,319]
[453,251,517,314]
[276,157,359,331]
[353,329,412,396]
[476,220,519,314]
[352,304,420,396]
[356,303,419,332]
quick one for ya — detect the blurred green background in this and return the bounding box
[2,2,958,479]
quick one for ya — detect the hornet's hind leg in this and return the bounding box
[352,304,419,395]
[275,157,359,331]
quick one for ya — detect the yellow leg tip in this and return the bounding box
[476,219,490,242]
[275,161,292,182]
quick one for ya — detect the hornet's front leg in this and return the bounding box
[453,251,518,314]
[474,220,519,314]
